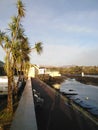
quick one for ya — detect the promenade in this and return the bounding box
[32,78,98,130]
[10,79,37,130]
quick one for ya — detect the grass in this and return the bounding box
[0,109,12,123]
[0,95,23,130]
[0,101,19,124]
[0,100,20,130]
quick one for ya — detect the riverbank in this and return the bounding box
[59,78,98,119]
[32,78,98,130]
[38,74,66,88]
[75,76,98,86]
[44,76,98,122]
[67,75,98,86]
[61,90,98,119]
[39,75,98,118]
[39,74,98,88]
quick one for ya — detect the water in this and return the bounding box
[60,78,98,116]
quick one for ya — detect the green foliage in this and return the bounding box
[46,66,98,75]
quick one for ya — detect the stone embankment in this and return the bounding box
[38,74,66,87]
[75,76,98,86]
[32,78,98,130]
[67,75,98,86]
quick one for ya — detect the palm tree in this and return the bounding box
[7,0,26,99]
[34,42,43,54]
[0,0,26,113]
[0,0,43,114]
[15,36,31,83]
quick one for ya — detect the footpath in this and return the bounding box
[32,78,98,130]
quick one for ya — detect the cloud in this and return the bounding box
[30,44,83,65]
[75,47,98,66]
[0,0,98,66]
[24,5,98,39]
[30,44,98,66]
[54,24,98,34]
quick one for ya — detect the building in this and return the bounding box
[46,70,61,77]
[28,65,61,78]
[39,67,46,75]
[28,64,39,78]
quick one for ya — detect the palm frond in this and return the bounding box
[34,42,43,54]
[17,0,25,18]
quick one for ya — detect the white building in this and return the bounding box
[28,65,61,78]
[46,70,61,77]
[28,64,39,78]
[39,67,46,74]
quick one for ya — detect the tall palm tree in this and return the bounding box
[0,0,26,113]
[7,0,26,98]
[0,0,43,114]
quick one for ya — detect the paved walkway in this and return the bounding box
[10,79,37,130]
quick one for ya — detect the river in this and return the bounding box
[60,78,98,117]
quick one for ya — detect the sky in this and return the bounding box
[0,0,98,66]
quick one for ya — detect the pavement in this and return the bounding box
[32,78,98,130]
[10,79,37,130]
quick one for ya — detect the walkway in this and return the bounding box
[10,79,37,130]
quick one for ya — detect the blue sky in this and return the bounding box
[0,0,98,66]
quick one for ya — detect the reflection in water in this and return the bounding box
[60,78,98,116]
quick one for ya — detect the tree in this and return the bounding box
[0,0,27,113]
[0,31,13,112]
[0,0,43,114]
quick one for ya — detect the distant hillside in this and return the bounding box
[0,61,4,67]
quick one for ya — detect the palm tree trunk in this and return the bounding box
[13,59,18,100]
[7,74,13,113]
[7,54,13,113]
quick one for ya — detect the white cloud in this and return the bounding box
[24,6,98,37]
[75,47,98,66]
[54,23,98,34]
[30,44,98,66]
[0,0,98,66]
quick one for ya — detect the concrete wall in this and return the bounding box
[32,78,98,130]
